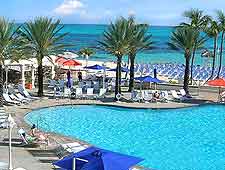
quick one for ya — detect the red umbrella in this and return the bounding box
[55,57,67,64]
[62,59,81,66]
[207,78,225,87]
[207,78,225,101]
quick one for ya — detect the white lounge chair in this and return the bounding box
[3,93,20,105]
[16,93,32,102]
[64,88,71,98]
[160,91,170,102]
[142,90,152,102]
[170,90,185,101]
[86,88,95,99]
[131,91,142,102]
[97,88,107,99]
[18,85,39,100]
[9,94,28,104]
[76,88,83,98]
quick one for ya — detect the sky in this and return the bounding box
[1,0,225,25]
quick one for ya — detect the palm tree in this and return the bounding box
[78,48,95,67]
[206,20,220,80]
[127,17,153,92]
[180,9,210,83]
[20,17,69,97]
[98,17,129,99]
[0,18,25,106]
[169,27,207,95]
[216,10,225,78]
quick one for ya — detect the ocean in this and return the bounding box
[61,24,223,65]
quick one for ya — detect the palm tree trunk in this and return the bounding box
[217,31,224,78]
[190,45,196,84]
[115,56,122,100]
[210,36,218,79]
[128,54,135,92]
[125,56,130,79]
[0,65,4,107]
[37,57,44,97]
[183,52,191,95]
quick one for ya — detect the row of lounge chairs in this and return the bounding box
[54,87,107,99]
[0,107,8,129]
[3,85,39,106]
[131,89,191,103]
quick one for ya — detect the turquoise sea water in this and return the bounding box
[25,104,225,170]
[61,24,222,65]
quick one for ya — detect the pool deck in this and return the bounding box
[0,90,219,170]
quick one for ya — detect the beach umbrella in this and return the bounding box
[135,76,163,90]
[207,78,225,101]
[84,64,106,70]
[107,67,129,73]
[55,56,67,64]
[62,59,82,67]
[84,64,107,89]
[53,146,143,170]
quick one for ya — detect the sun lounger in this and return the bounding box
[86,88,95,99]
[160,91,170,102]
[54,86,63,99]
[142,91,152,102]
[18,84,39,100]
[9,94,28,104]
[76,88,83,98]
[15,93,32,102]
[63,88,71,98]
[170,90,185,101]
[131,91,142,102]
[3,93,21,105]
[97,88,107,99]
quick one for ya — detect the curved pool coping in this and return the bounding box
[7,98,222,169]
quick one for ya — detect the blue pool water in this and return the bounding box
[25,105,225,170]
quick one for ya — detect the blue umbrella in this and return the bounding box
[135,76,163,83]
[53,146,143,170]
[84,64,106,70]
[107,67,129,73]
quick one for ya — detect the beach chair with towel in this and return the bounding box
[170,90,185,101]
[131,91,142,102]
[3,93,21,105]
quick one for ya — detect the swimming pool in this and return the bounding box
[25,104,225,170]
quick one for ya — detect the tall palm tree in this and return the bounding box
[98,17,129,99]
[216,10,225,78]
[206,20,220,80]
[169,27,207,95]
[78,47,95,67]
[0,18,25,106]
[20,17,69,97]
[180,9,210,83]
[127,17,153,92]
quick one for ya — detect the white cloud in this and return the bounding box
[128,9,136,16]
[54,0,84,15]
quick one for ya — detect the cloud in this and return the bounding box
[54,0,84,15]
[128,9,136,16]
